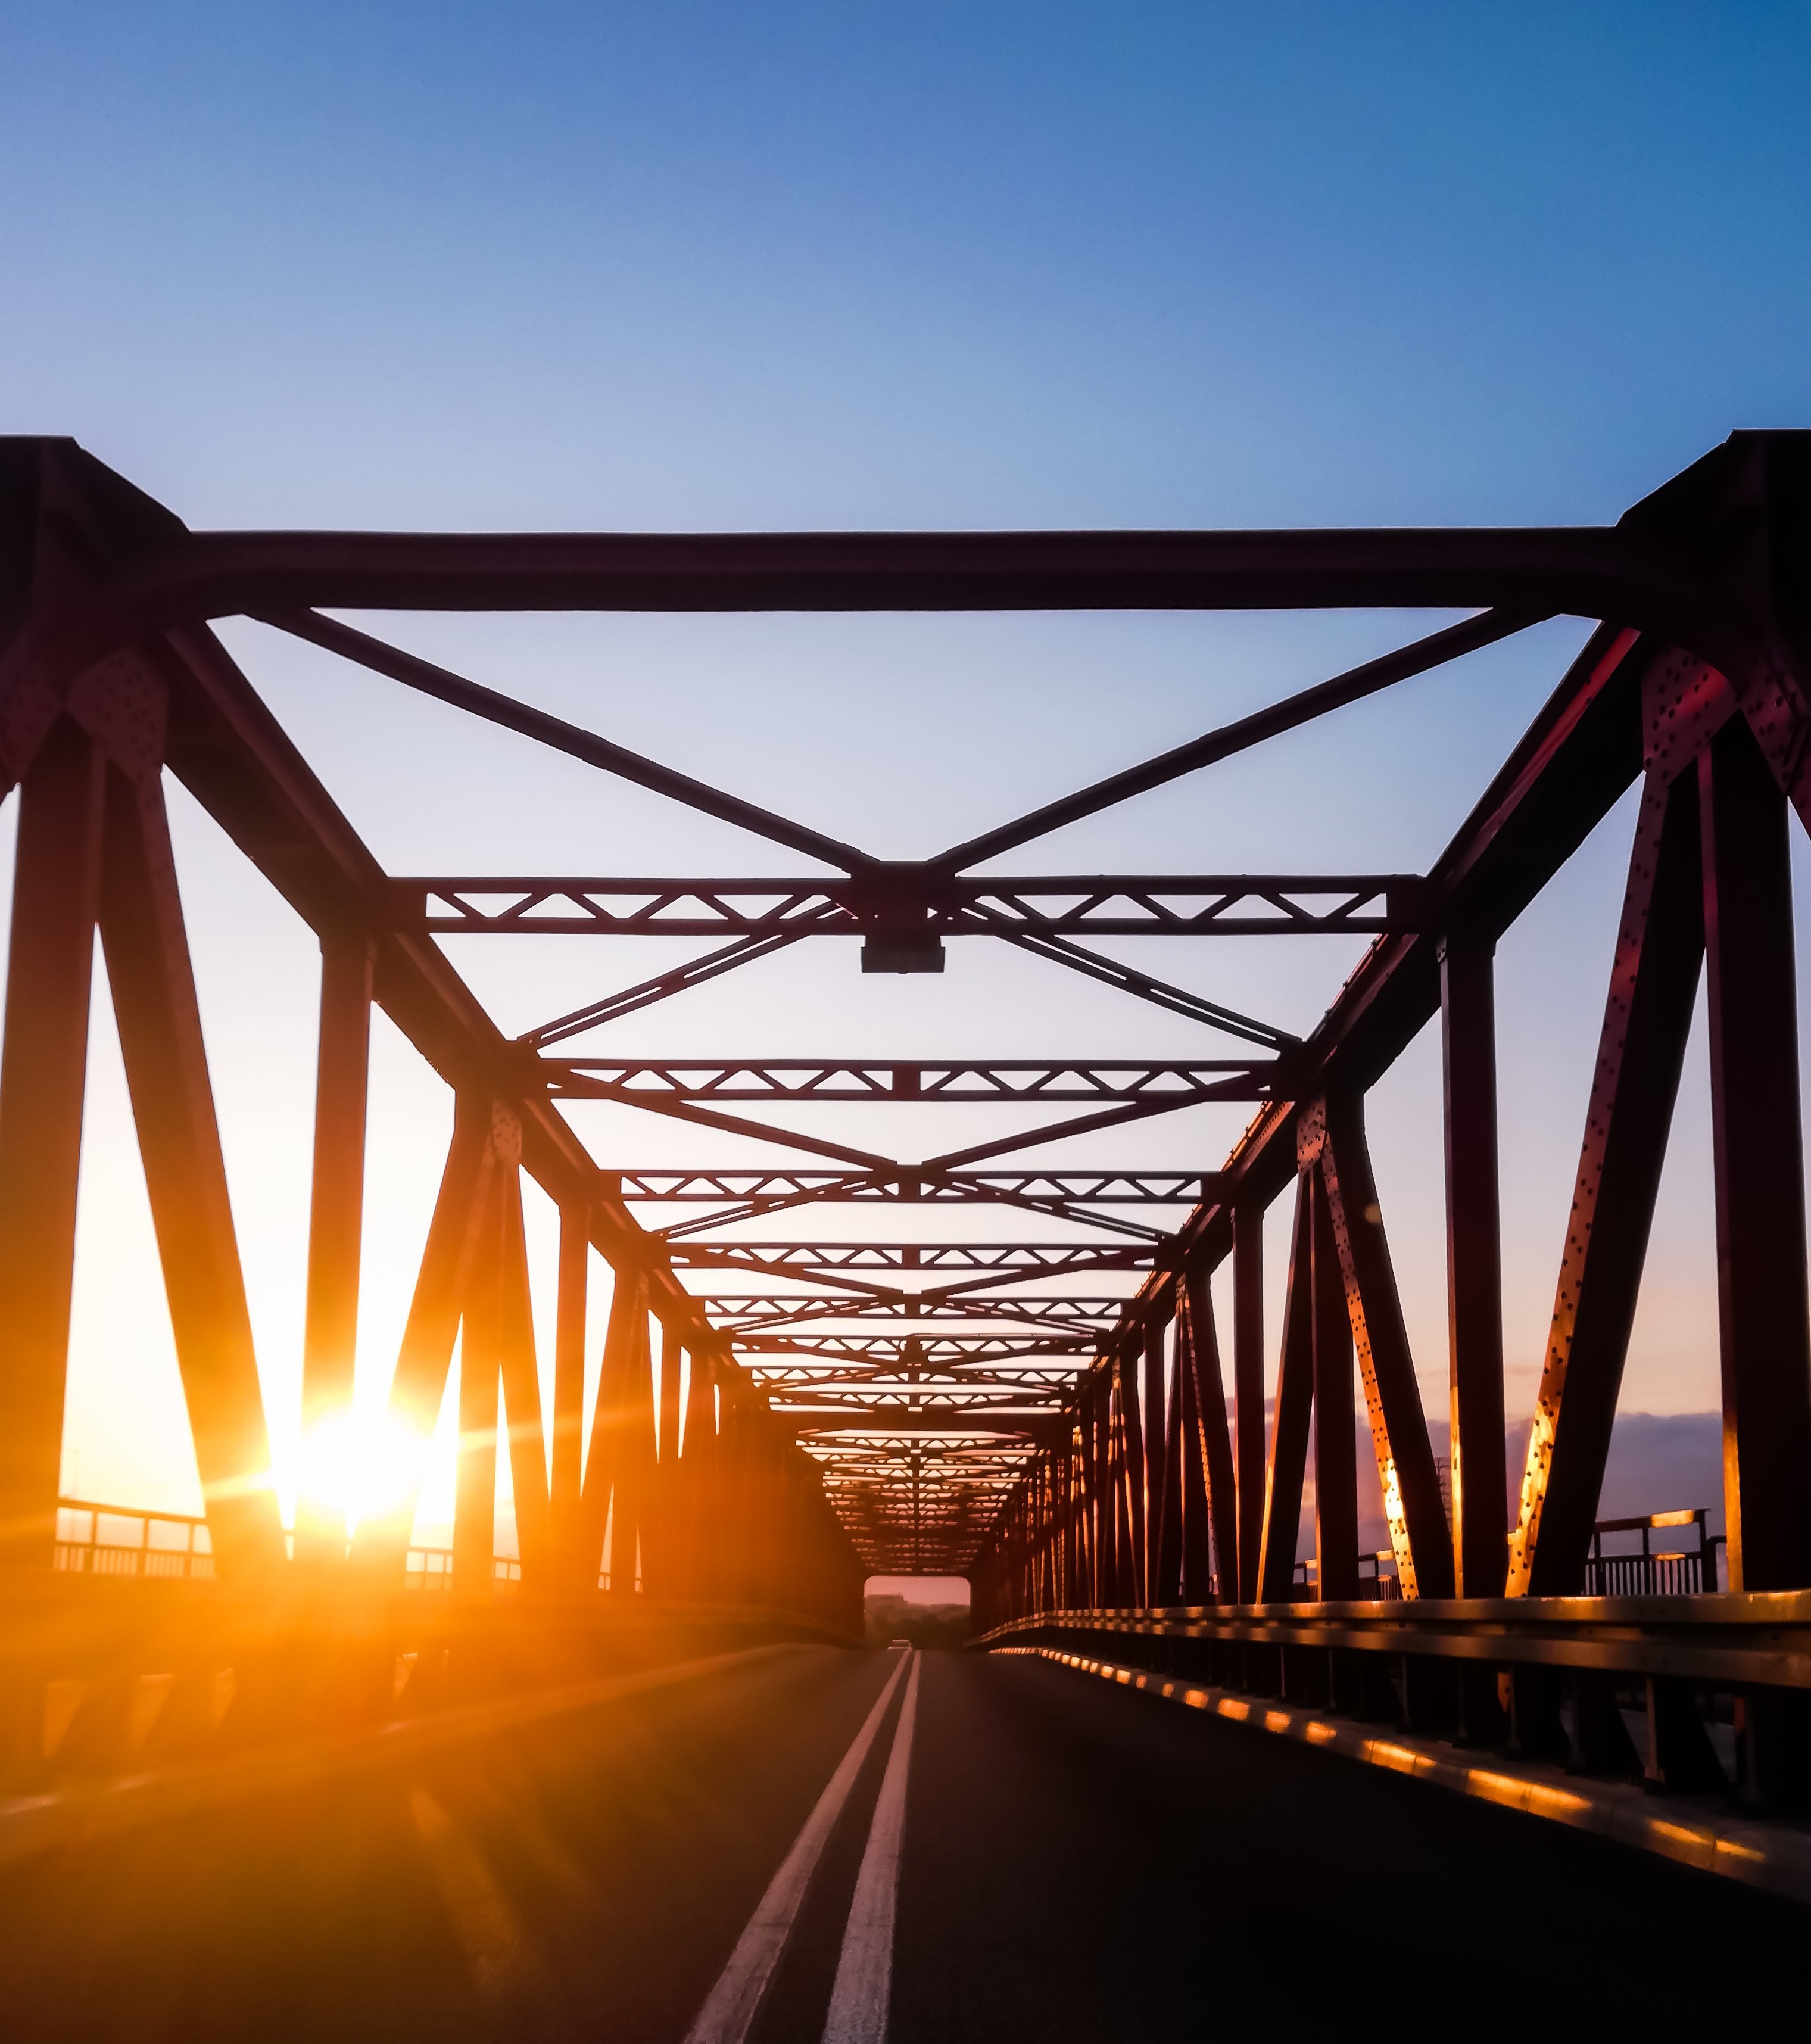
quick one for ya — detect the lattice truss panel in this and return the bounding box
[4,433,1810,1607]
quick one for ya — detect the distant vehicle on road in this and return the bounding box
[889,1638,912,1650]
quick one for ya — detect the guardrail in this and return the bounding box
[54,1501,522,1589]
[980,1578,1811,1811]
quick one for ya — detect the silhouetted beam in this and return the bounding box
[79,524,1671,626]
[736,1334,1092,1363]
[150,630,731,1352]
[398,873,1420,936]
[704,1295,1124,1329]
[548,1058,1273,1102]
[668,1242,1157,1274]
[782,1411,1061,1436]
[607,1168,1220,1204]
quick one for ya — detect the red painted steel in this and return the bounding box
[11,435,1811,1742]
[1699,718,1811,1590]
[0,722,105,1571]
[1440,929,1508,1597]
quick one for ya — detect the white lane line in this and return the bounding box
[684,1649,914,2044]
[821,1650,922,2044]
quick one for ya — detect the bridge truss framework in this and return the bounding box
[2,434,1811,1797]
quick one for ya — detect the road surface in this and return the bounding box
[0,1646,1800,2040]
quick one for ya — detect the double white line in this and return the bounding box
[685,1648,922,2044]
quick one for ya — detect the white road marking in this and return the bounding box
[821,1650,922,2044]
[684,1649,914,2044]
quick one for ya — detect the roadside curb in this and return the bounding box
[998,1643,1811,1909]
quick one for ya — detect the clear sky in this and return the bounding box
[4,3,1809,1549]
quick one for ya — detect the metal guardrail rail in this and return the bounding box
[979,1569,1811,1805]
[55,1503,523,1591]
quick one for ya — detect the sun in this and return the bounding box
[294,1413,425,1536]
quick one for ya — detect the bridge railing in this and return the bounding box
[54,1501,216,1582]
[980,1577,1811,1807]
[1293,1553,1404,1601]
[55,1502,525,1593]
[1585,1510,1725,1597]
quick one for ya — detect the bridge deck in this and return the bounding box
[0,1647,1799,2040]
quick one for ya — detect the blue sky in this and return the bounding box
[4,3,1807,1550]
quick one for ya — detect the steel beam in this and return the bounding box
[403,872,1418,937]
[0,720,105,1571]
[666,1240,1155,1276]
[1232,1196,1265,1603]
[1510,765,1705,1596]
[98,761,285,1578]
[607,1167,1219,1205]
[49,518,1672,632]
[297,927,373,1554]
[1440,928,1507,1597]
[548,1057,1274,1103]
[1316,1096,1454,1600]
[551,1204,589,1584]
[1256,1173,1315,1603]
[1700,716,1811,1590]
[1182,1269,1238,1602]
[1310,1167,1360,1601]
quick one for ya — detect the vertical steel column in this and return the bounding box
[1700,717,1811,1590]
[1080,1375,1105,1604]
[1106,1369,1133,1604]
[1117,1347,1146,1605]
[1256,1171,1315,1603]
[1319,1096,1455,1600]
[98,765,284,1578]
[1510,768,1705,1595]
[1311,1167,1360,1600]
[1143,1314,1169,1600]
[0,721,105,1571]
[1233,1198,1265,1602]
[453,1160,505,1590]
[1183,1267,1239,1603]
[361,1098,493,1572]
[579,1263,648,1591]
[1154,1312,1185,1605]
[683,1344,718,1601]
[297,928,374,1556]
[1175,1308,1212,1602]
[551,1205,589,1585]
[652,1317,685,1596]
[498,1166,553,1585]
[1441,930,1508,1596]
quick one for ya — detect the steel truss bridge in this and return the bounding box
[2,437,1810,2030]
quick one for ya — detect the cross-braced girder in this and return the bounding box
[6,430,1811,1676]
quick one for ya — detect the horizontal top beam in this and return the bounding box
[550,1058,1272,1103]
[666,1241,1159,1271]
[606,1168,1220,1204]
[67,520,1684,632]
[403,873,1418,937]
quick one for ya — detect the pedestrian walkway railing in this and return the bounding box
[1293,1554,1404,1600]
[54,1501,215,1581]
[403,1545,522,1590]
[1585,1510,1724,1596]
[54,1501,522,1589]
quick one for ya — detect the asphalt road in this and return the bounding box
[0,1646,1801,2042]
